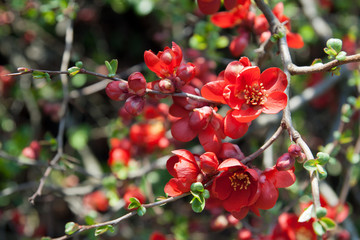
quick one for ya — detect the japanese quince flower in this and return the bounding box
[169,104,225,154]
[164,150,202,197]
[211,158,260,214]
[254,2,304,49]
[232,166,296,220]
[197,0,245,15]
[210,0,251,28]
[144,42,196,92]
[202,57,288,123]
[271,213,316,240]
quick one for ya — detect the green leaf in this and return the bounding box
[65,222,80,235]
[137,205,147,216]
[317,165,328,180]
[215,35,229,49]
[95,225,114,236]
[68,66,80,77]
[75,61,83,68]
[313,221,326,236]
[311,58,323,66]
[128,197,141,210]
[316,207,327,218]
[326,38,342,53]
[298,204,314,222]
[190,191,203,203]
[191,197,205,213]
[303,159,318,172]
[203,189,210,199]
[32,71,51,82]
[324,47,337,57]
[190,182,204,193]
[320,217,336,230]
[336,51,347,61]
[316,152,330,165]
[105,59,118,77]
[331,66,341,76]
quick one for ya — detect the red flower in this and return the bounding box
[202,58,288,123]
[254,2,304,49]
[108,147,131,167]
[83,191,109,212]
[197,0,241,15]
[211,158,260,213]
[164,150,202,197]
[271,213,316,240]
[170,104,225,153]
[144,42,196,91]
[150,231,167,240]
[210,0,251,28]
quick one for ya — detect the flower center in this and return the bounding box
[229,172,251,191]
[243,83,267,106]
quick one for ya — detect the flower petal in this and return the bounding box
[212,172,233,200]
[231,107,262,123]
[164,178,188,197]
[262,92,288,114]
[210,11,237,28]
[231,207,249,220]
[218,158,244,170]
[261,67,288,93]
[171,117,197,142]
[224,61,248,84]
[224,112,249,139]
[166,155,179,177]
[172,149,196,163]
[286,32,304,49]
[198,125,223,154]
[197,0,221,15]
[223,85,246,110]
[237,66,261,87]
[201,80,227,103]
[253,178,279,210]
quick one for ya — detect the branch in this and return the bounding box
[29,6,74,204]
[288,53,360,75]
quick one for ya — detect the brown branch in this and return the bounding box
[254,0,322,214]
[29,7,74,204]
[288,53,360,75]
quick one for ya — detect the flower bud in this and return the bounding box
[210,215,228,231]
[189,106,212,130]
[160,50,174,65]
[128,72,146,96]
[229,32,249,57]
[288,144,302,158]
[276,153,295,171]
[177,63,196,84]
[105,81,129,101]
[124,95,145,116]
[158,79,175,93]
[218,142,245,160]
[200,152,219,175]
[297,152,306,163]
[22,147,37,160]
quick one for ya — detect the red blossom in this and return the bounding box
[271,213,316,240]
[254,2,304,49]
[210,0,251,28]
[211,158,260,213]
[150,231,167,240]
[197,0,243,15]
[170,104,225,153]
[108,146,131,167]
[164,150,202,197]
[83,191,109,212]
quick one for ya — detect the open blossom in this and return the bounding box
[164,150,202,197]
[210,0,251,28]
[202,57,288,123]
[211,158,260,214]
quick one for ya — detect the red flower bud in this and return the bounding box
[158,79,175,93]
[288,144,302,158]
[22,147,37,160]
[276,153,295,171]
[189,106,213,130]
[128,72,146,96]
[200,152,219,175]
[124,95,145,116]
[160,50,174,65]
[229,32,249,57]
[218,142,245,160]
[177,63,196,84]
[105,81,129,101]
[297,152,306,163]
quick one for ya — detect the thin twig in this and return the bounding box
[29,7,74,204]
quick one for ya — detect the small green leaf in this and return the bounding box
[75,61,83,68]
[128,197,141,210]
[44,73,51,82]
[68,66,80,77]
[311,58,323,66]
[203,189,210,199]
[316,152,330,165]
[317,165,328,180]
[320,217,336,230]
[303,159,318,172]
[331,66,341,76]
[270,34,279,42]
[191,197,205,213]
[95,225,114,236]
[326,38,342,54]
[32,71,51,82]
[191,182,204,193]
[336,51,347,61]
[105,59,118,77]
[324,47,337,57]
[65,222,80,235]
[137,205,147,216]
[313,221,326,236]
[316,207,327,218]
[298,204,314,222]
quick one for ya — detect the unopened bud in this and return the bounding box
[105,81,129,101]
[158,79,175,93]
[200,152,219,175]
[288,144,302,158]
[276,153,295,171]
[124,95,145,116]
[128,72,146,96]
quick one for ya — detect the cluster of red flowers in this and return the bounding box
[164,143,296,220]
[197,0,304,56]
